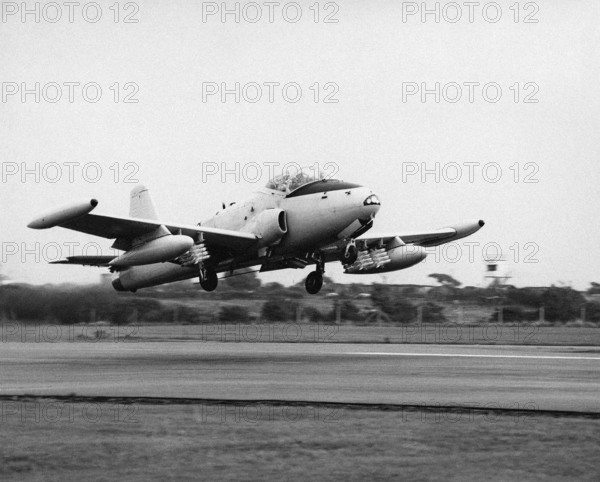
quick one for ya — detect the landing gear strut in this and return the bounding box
[305,256,325,295]
[199,267,218,292]
[341,240,358,265]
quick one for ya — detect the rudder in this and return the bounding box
[130,185,159,220]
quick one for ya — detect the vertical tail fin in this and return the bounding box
[130,185,159,220]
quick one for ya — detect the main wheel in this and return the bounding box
[200,269,218,292]
[305,270,323,295]
[341,244,358,265]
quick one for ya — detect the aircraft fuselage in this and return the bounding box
[201,182,380,257]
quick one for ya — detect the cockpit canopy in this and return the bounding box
[265,167,364,197]
[265,168,328,194]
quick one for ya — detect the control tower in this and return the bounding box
[484,257,512,288]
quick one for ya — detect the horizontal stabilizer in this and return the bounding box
[50,256,115,267]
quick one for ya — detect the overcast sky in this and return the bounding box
[1,0,599,289]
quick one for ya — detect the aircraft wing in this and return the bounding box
[59,213,258,252]
[355,219,485,248]
[28,199,258,253]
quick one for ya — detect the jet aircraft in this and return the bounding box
[28,170,485,294]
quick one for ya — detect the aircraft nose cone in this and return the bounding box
[363,193,381,217]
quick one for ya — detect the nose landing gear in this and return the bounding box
[305,256,325,295]
[305,270,323,295]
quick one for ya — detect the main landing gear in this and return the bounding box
[305,257,325,295]
[199,267,218,292]
[341,240,358,265]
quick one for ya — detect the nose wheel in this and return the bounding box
[305,270,323,295]
[305,256,325,295]
[199,267,218,292]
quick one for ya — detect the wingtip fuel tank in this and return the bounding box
[27,199,98,229]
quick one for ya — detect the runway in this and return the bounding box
[1,342,599,413]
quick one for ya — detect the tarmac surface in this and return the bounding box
[1,342,599,413]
